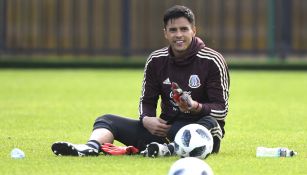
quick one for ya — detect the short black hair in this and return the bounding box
[163,5,195,29]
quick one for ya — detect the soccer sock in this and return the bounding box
[167,142,175,155]
[86,140,101,150]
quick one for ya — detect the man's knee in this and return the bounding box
[197,116,223,137]
[95,114,114,122]
[93,114,115,132]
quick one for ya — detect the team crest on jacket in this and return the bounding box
[188,75,201,88]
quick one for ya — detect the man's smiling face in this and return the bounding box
[164,17,196,57]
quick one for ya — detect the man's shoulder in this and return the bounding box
[148,47,169,59]
[144,47,169,67]
[197,46,224,58]
[196,46,227,65]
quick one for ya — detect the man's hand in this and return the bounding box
[178,92,194,112]
[171,82,201,113]
[177,92,202,113]
[142,116,171,137]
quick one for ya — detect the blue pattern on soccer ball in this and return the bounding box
[181,130,191,147]
[196,128,209,140]
[189,145,207,157]
[173,169,184,175]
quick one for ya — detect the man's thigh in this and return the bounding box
[94,114,166,150]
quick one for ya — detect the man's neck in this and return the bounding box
[172,50,187,58]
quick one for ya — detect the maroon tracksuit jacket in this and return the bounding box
[139,37,230,131]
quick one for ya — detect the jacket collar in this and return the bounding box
[169,37,206,66]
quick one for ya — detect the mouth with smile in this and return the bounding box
[174,40,185,47]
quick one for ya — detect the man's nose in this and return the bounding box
[175,31,183,37]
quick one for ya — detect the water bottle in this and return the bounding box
[256,147,297,157]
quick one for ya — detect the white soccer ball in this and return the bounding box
[174,124,213,159]
[168,157,214,175]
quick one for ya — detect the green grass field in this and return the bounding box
[0,69,306,175]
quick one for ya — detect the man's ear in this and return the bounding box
[163,28,168,39]
[192,25,196,37]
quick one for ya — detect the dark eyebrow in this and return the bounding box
[167,26,189,31]
[168,27,177,31]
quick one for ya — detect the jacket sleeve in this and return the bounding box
[201,57,230,121]
[139,57,160,121]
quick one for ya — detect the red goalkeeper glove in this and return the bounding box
[171,82,183,103]
[171,82,198,113]
[101,143,139,155]
[171,82,192,108]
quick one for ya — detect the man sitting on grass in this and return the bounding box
[51,5,229,157]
